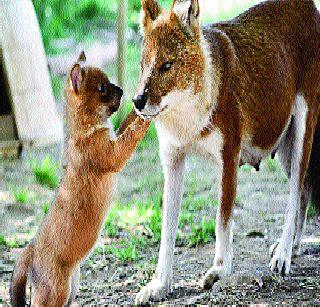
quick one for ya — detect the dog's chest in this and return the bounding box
[156,90,211,147]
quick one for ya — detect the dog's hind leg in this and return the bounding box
[270,94,318,275]
[66,264,80,306]
[276,117,309,256]
[293,182,311,255]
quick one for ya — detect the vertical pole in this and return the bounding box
[117,0,127,92]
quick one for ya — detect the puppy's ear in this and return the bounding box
[172,0,200,36]
[140,0,162,34]
[70,64,82,94]
[77,51,86,63]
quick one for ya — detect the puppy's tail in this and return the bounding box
[10,244,33,307]
[308,117,320,214]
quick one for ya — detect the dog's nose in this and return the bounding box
[133,94,147,111]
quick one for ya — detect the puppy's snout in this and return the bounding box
[133,94,147,111]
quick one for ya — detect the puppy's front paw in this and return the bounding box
[269,242,292,275]
[135,279,170,305]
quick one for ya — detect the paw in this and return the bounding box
[199,265,230,290]
[269,242,292,275]
[135,280,170,305]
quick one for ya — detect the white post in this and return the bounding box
[117,0,127,91]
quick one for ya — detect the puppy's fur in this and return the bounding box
[10,53,150,306]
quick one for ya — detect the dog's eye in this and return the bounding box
[98,84,106,94]
[160,61,173,72]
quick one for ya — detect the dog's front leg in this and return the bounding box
[200,146,239,289]
[135,144,186,304]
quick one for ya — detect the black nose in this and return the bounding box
[133,94,147,111]
[111,84,123,98]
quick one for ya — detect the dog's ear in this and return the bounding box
[140,0,162,34]
[70,64,82,95]
[172,0,200,36]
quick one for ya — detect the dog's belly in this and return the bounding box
[240,114,292,167]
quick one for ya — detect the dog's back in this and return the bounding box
[204,0,320,150]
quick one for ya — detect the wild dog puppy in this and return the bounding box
[10,52,150,306]
[133,0,320,303]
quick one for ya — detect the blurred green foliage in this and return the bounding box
[31,156,59,189]
[13,189,31,204]
[32,0,172,54]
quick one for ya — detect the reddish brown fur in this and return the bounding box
[205,0,320,220]
[139,0,320,224]
[135,1,320,296]
[10,60,150,306]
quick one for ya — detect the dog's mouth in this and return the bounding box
[137,104,169,119]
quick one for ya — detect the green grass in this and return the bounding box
[42,203,51,215]
[187,218,216,247]
[6,237,20,248]
[31,156,59,189]
[51,73,64,100]
[101,190,218,261]
[0,235,6,246]
[13,189,31,204]
[182,195,217,211]
[266,157,279,172]
[307,203,318,218]
[106,241,140,262]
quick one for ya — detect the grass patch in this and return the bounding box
[6,237,20,248]
[0,235,6,246]
[51,73,64,100]
[240,164,253,172]
[13,189,31,204]
[183,195,217,211]
[31,156,59,189]
[42,203,50,215]
[105,193,162,242]
[188,218,216,247]
[106,241,140,262]
[307,203,318,218]
[103,191,218,259]
[179,211,193,228]
[266,157,279,172]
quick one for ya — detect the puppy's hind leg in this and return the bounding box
[32,275,70,307]
[66,265,80,306]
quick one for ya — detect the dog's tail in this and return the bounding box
[308,117,320,214]
[10,244,33,307]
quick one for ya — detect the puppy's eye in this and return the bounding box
[160,61,174,72]
[98,84,106,94]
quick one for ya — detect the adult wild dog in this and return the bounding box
[10,52,150,306]
[133,0,320,303]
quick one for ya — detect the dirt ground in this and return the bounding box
[0,144,319,305]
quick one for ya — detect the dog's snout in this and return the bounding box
[133,94,147,111]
